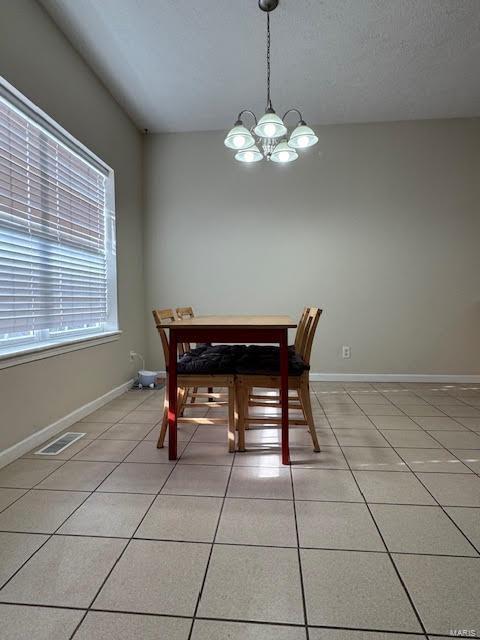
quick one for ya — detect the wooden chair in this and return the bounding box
[176,307,214,403]
[153,308,236,452]
[235,307,322,453]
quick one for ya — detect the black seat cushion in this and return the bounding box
[177,344,246,375]
[233,344,309,376]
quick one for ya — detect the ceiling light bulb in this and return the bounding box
[233,135,246,148]
[288,123,318,149]
[244,151,254,161]
[235,145,263,163]
[270,140,298,163]
[224,123,255,150]
[263,123,276,137]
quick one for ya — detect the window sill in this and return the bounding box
[0,331,122,370]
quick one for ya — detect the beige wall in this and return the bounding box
[0,0,145,451]
[144,119,480,375]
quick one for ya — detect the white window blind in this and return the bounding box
[0,81,118,358]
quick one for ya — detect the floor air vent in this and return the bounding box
[35,432,86,455]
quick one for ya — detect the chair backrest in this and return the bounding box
[294,307,310,354]
[176,307,195,354]
[298,307,322,365]
[152,308,176,368]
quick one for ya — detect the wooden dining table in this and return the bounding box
[158,315,297,465]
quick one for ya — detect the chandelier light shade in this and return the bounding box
[254,110,287,139]
[235,145,263,163]
[224,0,318,165]
[270,140,298,163]
[288,123,319,149]
[224,122,255,150]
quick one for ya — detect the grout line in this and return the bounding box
[186,416,237,640]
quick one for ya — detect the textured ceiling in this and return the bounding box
[40,0,480,132]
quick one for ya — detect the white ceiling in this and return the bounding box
[40,0,480,133]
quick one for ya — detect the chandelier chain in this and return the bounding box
[266,12,272,110]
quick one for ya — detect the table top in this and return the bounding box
[157,315,297,329]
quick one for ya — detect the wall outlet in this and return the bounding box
[342,345,351,359]
[129,351,136,361]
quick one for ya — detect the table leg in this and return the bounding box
[280,329,290,465]
[168,329,178,460]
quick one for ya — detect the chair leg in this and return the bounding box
[228,385,235,453]
[190,386,198,404]
[157,387,169,448]
[245,386,252,429]
[208,386,213,401]
[178,386,187,417]
[300,382,320,452]
[237,383,246,452]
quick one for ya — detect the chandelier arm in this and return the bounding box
[237,110,258,129]
[282,108,304,124]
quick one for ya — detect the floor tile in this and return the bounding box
[191,619,306,640]
[0,535,126,607]
[296,500,384,551]
[333,429,390,447]
[394,554,480,635]
[354,471,436,505]
[309,630,424,640]
[328,416,375,428]
[289,427,333,447]
[124,440,183,463]
[456,417,480,430]
[233,447,284,467]
[82,409,127,422]
[22,436,93,460]
[416,473,480,507]
[0,459,63,488]
[301,548,421,631]
[198,544,304,624]
[72,439,137,462]
[370,504,477,556]
[98,463,172,494]
[179,442,234,466]
[444,507,480,550]
[135,494,222,542]
[395,448,472,473]
[58,492,153,537]
[451,449,480,472]
[191,425,229,443]
[0,532,48,586]
[370,416,421,430]
[94,539,209,615]
[0,489,88,533]
[413,417,465,430]
[64,421,113,437]
[216,498,297,547]
[36,460,117,491]
[99,423,153,440]
[144,423,197,442]
[293,469,363,502]
[402,406,445,416]
[441,406,480,417]
[291,445,349,469]
[0,488,27,512]
[361,405,403,416]
[342,447,408,471]
[74,611,191,640]
[428,430,480,449]
[380,430,442,448]
[0,604,84,640]
[227,466,292,500]
[119,410,161,424]
[162,464,230,497]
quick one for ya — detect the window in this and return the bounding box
[0,79,118,360]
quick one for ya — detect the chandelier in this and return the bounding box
[224,0,318,164]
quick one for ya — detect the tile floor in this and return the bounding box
[0,382,479,639]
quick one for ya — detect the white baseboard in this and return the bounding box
[309,373,480,383]
[155,369,479,384]
[0,378,134,470]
